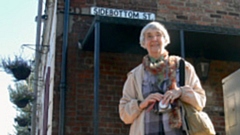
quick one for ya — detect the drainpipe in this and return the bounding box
[31,0,43,134]
[59,0,70,134]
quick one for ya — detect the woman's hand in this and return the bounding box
[161,83,182,104]
[139,93,164,110]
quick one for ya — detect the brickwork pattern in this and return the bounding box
[157,0,240,28]
[53,48,240,135]
[58,0,240,32]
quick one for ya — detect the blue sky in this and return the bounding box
[0,0,37,134]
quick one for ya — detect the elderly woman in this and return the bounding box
[119,21,206,135]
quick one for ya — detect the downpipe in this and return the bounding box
[59,0,70,134]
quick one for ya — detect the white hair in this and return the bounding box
[139,21,170,49]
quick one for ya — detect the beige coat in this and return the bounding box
[119,57,206,135]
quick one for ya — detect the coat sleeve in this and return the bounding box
[179,61,206,111]
[119,72,143,124]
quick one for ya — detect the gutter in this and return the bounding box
[59,0,70,134]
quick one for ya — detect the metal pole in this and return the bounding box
[31,0,43,134]
[180,30,185,58]
[94,20,100,135]
[59,0,70,134]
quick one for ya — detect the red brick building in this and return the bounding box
[36,0,240,135]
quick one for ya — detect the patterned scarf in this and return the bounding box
[142,51,182,129]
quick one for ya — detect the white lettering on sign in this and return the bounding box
[90,7,155,20]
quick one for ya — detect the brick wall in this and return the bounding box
[186,59,240,135]
[52,0,240,135]
[71,52,143,135]
[203,60,240,135]
[53,48,240,135]
[157,0,240,28]
[53,48,143,134]
[58,0,240,30]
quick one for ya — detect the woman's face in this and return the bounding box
[144,28,166,58]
